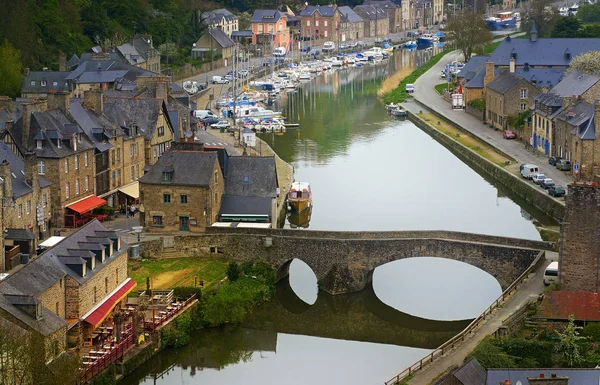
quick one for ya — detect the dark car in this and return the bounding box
[540,178,555,189]
[197,82,208,90]
[383,37,392,42]
[202,116,219,125]
[548,185,566,197]
[407,31,416,37]
[548,156,562,166]
[556,159,572,171]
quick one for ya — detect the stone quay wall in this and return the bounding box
[408,112,565,222]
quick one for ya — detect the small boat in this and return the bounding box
[404,41,417,49]
[417,34,436,47]
[288,206,312,229]
[390,107,407,117]
[288,182,312,213]
[331,58,344,66]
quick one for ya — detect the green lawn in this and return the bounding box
[129,257,229,290]
[434,82,449,95]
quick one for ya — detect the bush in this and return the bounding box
[93,206,115,216]
[468,337,516,368]
[161,311,193,348]
[226,262,240,282]
[583,323,600,342]
[501,339,554,367]
[468,98,486,111]
[173,286,202,301]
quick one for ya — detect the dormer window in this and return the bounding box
[37,140,42,149]
[73,138,77,151]
[57,139,61,148]
[78,133,82,143]
[30,81,36,86]
[163,171,172,182]
[41,80,47,86]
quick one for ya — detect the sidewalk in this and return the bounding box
[406,50,572,189]
[407,252,555,385]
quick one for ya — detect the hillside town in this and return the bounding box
[5,0,600,384]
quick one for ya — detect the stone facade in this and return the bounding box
[487,76,539,130]
[560,184,600,291]
[38,279,66,319]
[299,5,341,41]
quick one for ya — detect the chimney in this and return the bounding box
[484,61,495,86]
[84,90,104,114]
[564,96,572,108]
[0,160,13,200]
[155,77,169,103]
[500,380,511,385]
[23,67,30,76]
[59,52,67,72]
[510,58,515,73]
[47,90,70,111]
[527,374,569,385]
[23,152,38,193]
[531,25,538,42]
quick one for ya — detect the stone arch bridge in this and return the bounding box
[148,228,551,295]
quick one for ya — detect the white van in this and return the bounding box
[322,41,335,52]
[193,110,217,120]
[543,261,558,286]
[520,164,539,179]
[212,76,229,84]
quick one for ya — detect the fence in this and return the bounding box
[78,334,134,383]
[143,294,197,332]
[384,250,545,385]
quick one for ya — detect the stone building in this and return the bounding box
[363,0,401,33]
[191,27,236,64]
[299,5,342,42]
[486,71,540,130]
[6,96,98,228]
[139,142,224,232]
[401,0,418,30]
[115,35,161,73]
[560,183,600,292]
[201,8,239,36]
[531,93,564,156]
[0,145,52,269]
[353,5,390,38]
[338,6,364,41]
[0,220,132,361]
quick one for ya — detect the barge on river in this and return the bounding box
[287,182,312,213]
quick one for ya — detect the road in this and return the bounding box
[407,49,572,192]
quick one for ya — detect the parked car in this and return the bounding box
[212,76,229,84]
[544,261,558,286]
[541,178,555,189]
[548,185,566,197]
[406,84,415,93]
[556,159,572,171]
[197,82,208,90]
[210,120,231,129]
[440,70,447,79]
[339,43,347,50]
[202,116,219,125]
[357,40,366,47]
[503,130,516,139]
[520,164,539,179]
[548,156,562,166]
[532,173,547,184]
[383,37,392,42]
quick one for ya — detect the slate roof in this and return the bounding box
[364,0,400,7]
[0,292,66,336]
[103,97,172,141]
[67,54,80,69]
[68,101,124,153]
[232,30,253,38]
[353,4,389,20]
[201,8,237,25]
[132,35,158,62]
[457,56,488,81]
[115,43,146,66]
[453,358,487,385]
[555,100,597,140]
[550,70,600,97]
[5,228,37,241]
[224,156,278,198]
[76,70,129,84]
[490,36,600,67]
[486,72,526,94]
[21,71,71,94]
[209,27,235,48]
[251,9,286,23]
[487,369,600,385]
[0,108,13,130]
[300,5,337,17]
[220,195,273,216]
[0,145,52,197]
[139,150,218,186]
[514,68,565,89]
[339,6,364,23]
[535,92,564,108]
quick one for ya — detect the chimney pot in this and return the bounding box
[551,374,557,378]
[540,374,544,378]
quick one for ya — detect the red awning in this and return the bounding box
[67,196,107,215]
[83,278,137,328]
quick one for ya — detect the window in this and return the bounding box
[105,277,109,294]
[164,193,171,203]
[117,169,121,184]
[152,215,163,226]
[41,80,47,86]
[131,166,134,181]
[26,200,31,214]
[158,126,165,137]
[153,149,157,158]
[215,192,218,203]
[130,144,134,157]
[116,268,119,285]
[75,155,79,170]
[73,140,77,152]
[111,149,115,165]
[55,302,59,315]
[316,20,319,27]
[37,160,45,175]
[42,194,47,208]
[66,183,70,199]
[93,286,97,303]
[324,30,328,37]
[30,80,36,86]
[214,171,218,184]
[18,204,22,218]
[521,103,527,111]
[85,176,89,191]
[75,179,80,195]
[180,194,188,204]
[64,159,68,173]
[324,20,328,27]
[37,140,42,149]
[84,152,88,167]
[307,20,311,26]
[520,89,527,99]
[53,81,58,86]
[116,148,120,163]
[57,139,61,148]
[163,171,172,182]
[136,164,139,179]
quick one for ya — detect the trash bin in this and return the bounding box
[129,244,140,259]
[220,127,225,133]
[21,254,30,264]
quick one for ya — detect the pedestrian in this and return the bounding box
[130,204,136,217]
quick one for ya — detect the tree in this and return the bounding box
[158,42,179,69]
[445,12,492,61]
[0,40,23,99]
[521,0,560,37]
[226,261,241,282]
[558,315,584,367]
[567,51,600,76]
[577,3,600,23]
[552,16,582,37]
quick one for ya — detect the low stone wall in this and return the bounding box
[138,238,163,258]
[465,105,484,121]
[408,112,565,222]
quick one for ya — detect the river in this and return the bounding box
[123,49,554,385]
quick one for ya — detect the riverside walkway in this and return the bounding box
[405,251,556,385]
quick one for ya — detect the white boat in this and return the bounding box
[299,72,311,80]
[346,57,356,65]
[331,58,344,66]
[363,47,384,60]
[236,106,281,119]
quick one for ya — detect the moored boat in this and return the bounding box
[404,41,417,49]
[288,182,312,213]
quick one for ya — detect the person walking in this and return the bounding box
[130,204,136,217]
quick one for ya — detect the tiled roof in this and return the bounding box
[537,290,600,320]
[550,70,600,97]
[490,36,600,66]
[251,9,286,23]
[224,156,278,198]
[209,27,235,48]
[300,5,337,17]
[514,68,565,89]
[487,369,600,385]
[139,150,218,186]
[339,6,364,23]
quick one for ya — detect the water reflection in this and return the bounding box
[373,258,502,321]
[287,259,318,305]
[287,206,312,229]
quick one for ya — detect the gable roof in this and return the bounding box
[556,99,594,130]
[232,30,253,38]
[353,4,389,19]
[224,156,278,198]
[103,96,172,141]
[453,358,487,385]
[139,150,218,186]
[0,143,52,198]
[209,27,235,48]
[457,56,488,81]
[514,68,565,89]
[251,9,286,23]
[338,6,364,23]
[201,8,237,25]
[550,70,600,97]
[487,369,600,385]
[486,72,529,94]
[115,43,146,66]
[363,0,400,7]
[490,36,600,67]
[21,71,71,94]
[300,4,338,17]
